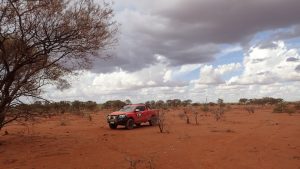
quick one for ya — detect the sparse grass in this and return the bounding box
[125,157,155,169]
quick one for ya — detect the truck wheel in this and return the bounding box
[109,123,118,129]
[149,116,158,126]
[126,119,134,129]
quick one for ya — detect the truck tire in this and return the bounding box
[109,123,118,129]
[149,116,158,126]
[126,118,134,129]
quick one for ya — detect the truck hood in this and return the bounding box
[110,111,133,115]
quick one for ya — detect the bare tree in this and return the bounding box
[0,0,117,129]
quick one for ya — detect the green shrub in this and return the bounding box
[273,102,287,113]
[273,102,295,114]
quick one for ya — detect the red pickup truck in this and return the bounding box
[107,104,159,129]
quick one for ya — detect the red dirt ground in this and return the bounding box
[0,106,300,169]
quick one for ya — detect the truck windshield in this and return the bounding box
[119,105,136,112]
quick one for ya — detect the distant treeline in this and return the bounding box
[238,97,284,105]
[12,101,99,115]
[101,99,193,109]
[12,97,292,114]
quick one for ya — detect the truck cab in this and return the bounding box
[107,104,158,129]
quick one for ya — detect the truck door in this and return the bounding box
[135,106,147,122]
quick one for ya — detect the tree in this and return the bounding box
[102,100,126,110]
[0,0,117,129]
[155,100,165,108]
[125,99,132,105]
[239,98,248,104]
[182,99,192,107]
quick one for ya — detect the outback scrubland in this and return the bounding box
[1,99,300,169]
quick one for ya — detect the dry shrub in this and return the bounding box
[201,104,209,114]
[178,112,186,120]
[211,107,225,121]
[245,106,255,114]
[273,102,295,115]
[193,111,200,125]
[183,107,192,124]
[158,110,167,133]
[88,114,93,121]
[294,102,300,110]
[125,157,155,169]
[183,109,190,124]
[59,113,68,126]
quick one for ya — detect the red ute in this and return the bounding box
[107,104,159,129]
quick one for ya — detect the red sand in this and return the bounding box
[1,106,300,169]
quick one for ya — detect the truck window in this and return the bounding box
[136,106,145,111]
[119,105,135,112]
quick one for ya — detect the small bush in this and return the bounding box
[245,106,255,114]
[273,102,295,114]
[158,110,167,133]
[211,108,225,121]
[178,112,186,120]
[294,102,300,110]
[183,110,190,124]
[88,114,92,121]
[201,104,209,112]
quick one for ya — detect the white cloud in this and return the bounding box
[228,41,300,85]
[42,41,300,103]
[43,56,191,102]
[193,63,241,84]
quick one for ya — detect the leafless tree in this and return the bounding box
[0,0,117,129]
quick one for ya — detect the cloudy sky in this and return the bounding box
[44,0,300,103]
